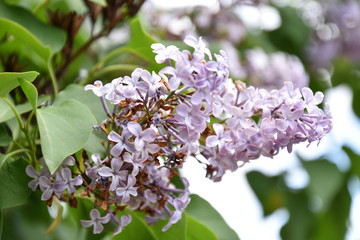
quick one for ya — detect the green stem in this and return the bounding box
[0,148,32,167]
[48,58,58,98]
[165,91,175,102]
[24,128,36,165]
[94,64,139,79]
[1,97,37,164]
[5,140,23,154]
[0,97,23,129]
[79,47,151,86]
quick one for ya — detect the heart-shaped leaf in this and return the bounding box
[0,156,31,209]
[36,99,97,173]
[185,194,239,240]
[18,78,38,111]
[0,71,39,97]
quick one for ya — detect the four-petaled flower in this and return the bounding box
[108,130,133,157]
[56,168,83,194]
[116,175,138,203]
[81,209,111,234]
[98,157,128,191]
[39,176,65,201]
[126,121,156,151]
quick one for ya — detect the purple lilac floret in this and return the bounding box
[81,209,111,234]
[27,35,332,236]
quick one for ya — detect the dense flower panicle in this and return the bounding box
[28,35,332,235]
[245,48,309,90]
[307,0,360,67]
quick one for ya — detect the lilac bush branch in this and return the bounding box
[27,35,332,235]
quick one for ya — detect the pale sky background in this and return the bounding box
[148,0,360,239]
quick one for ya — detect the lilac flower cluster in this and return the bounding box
[26,35,332,236]
[244,48,309,90]
[26,156,82,202]
[306,0,360,67]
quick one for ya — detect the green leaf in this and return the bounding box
[186,215,218,240]
[114,211,158,240]
[246,171,285,216]
[0,0,66,53]
[2,191,82,240]
[47,0,87,14]
[4,118,20,141]
[54,84,110,155]
[331,58,360,117]
[311,182,351,240]
[280,190,313,240]
[150,214,187,240]
[0,210,3,239]
[0,124,11,147]
[117,210,219,240]
[185,194,239,240]
[301,159,344,212]
[0,18,50,68]
[18,78,38,111]
[0,71,38,97]
[36,100,97,173]
[0,157,31,209]
[54,84,109,123]
[127,18,159,65]
[0,95,50,123]
[343,146,360,178]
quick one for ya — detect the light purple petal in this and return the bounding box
[80,220,94,228]
[41,188,53,201]
[122,152,133,163]
[313,92,324,104]
[109,177,120,191]
[141,128,156,142]
[91,154,102,165]
[127,188,138,197]
[147,144,160,154]
[93,222,104,234]
[212,123,224,137]
[98,167,113,177]
[131,68,144,81]
[61,168,72,180]
[168,76,181,91]
[99,213,111,224]
[26,165,38,178]
[28,179,39,191]
[141,70,152,82]
[134,138,144,151]
[39,176,52,188]
[206,135,219,148]
[127,122,142,137]
[90,209,101,220]
[108,131,122,142]
[71,175,83,186]
[111,158,123,172]
[127,175,136,187]
[110,143,124,157]
[301,87,313,102]
[191,90,203,105]
[120,214,132,226]
[63,156,75,166]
